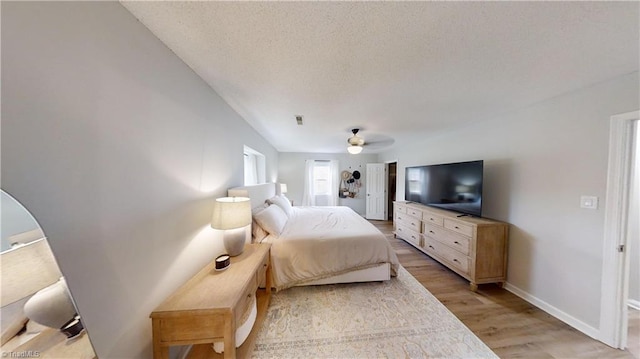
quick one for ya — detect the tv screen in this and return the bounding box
[405,160,483,217]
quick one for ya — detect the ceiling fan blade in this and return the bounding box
[360,134,394,149]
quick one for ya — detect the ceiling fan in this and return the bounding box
[347,128,365,154]
[346,128,395,154]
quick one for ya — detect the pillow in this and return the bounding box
[266,195,293,217]
[251,205,269,242]
[251,219,269,243]
[253,205,288,236]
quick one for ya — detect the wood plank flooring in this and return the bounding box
[372,220,639,359]
[187,219,638,358]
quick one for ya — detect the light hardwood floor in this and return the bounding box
[373,220,639,359]
[189,220,638,358]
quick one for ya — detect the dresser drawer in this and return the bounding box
[443,219,474,237]
[396,225,421,247]
[407,207,423,219]
[396,214,421,232]
[422,212,444,226]
[394,211,412,224]
[423,223,470,256]
[424,237,470,275]
[394,203,407,214]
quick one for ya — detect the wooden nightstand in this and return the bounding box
[150,243,271,359]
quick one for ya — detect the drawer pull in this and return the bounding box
[454,241,460,244]
[453,259,460,263]
[411,222,416,226]
[429,230,435,234]
[428,245,434,249]
[455,226,460,229]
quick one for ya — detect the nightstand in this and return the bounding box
[150,243,271,359]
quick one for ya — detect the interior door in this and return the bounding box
[366,163,386,220]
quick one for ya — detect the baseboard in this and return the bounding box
[629,299,640,310]
[503,282,600,340]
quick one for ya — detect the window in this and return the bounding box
[244,146,266,185]
[303,159,339,206]
[313,161,331,195]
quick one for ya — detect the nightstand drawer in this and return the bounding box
[158,314,225,343]
[236,280,257,323]
[444,219,473,237]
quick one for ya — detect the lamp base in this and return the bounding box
[223,227,246,256]
[61,315,85,339]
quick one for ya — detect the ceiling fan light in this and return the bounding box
[347,145,363,154]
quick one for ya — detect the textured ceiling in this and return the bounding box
[121,1,639,154]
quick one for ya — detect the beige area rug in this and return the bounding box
[250,265,498,358]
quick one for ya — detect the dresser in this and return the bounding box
[150,243,271,359]
[394,201,508,291]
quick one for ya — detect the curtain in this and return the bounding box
[302,159,315,206]
[327,160,339,206]
[244,153,258,185]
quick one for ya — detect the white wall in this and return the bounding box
[629,123,640,307]
[1,2,277,358]
[379,72,639,331]
[278,152,379,215]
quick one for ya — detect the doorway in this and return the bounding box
[600,110,639,350]
[386,162,397,221]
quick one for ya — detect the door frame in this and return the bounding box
[599,110,638,348]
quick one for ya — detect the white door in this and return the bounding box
[366,163,386,220]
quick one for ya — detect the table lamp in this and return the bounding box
[211,197,251,256]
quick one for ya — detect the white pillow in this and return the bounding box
[267,195,293,217]
[251,205,269,242]
[253,205,288,236]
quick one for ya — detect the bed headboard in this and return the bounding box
[228,183,277,209]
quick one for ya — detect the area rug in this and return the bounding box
[250,265,498,358]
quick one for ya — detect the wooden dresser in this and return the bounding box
[394,201,508,291]
[150,243,271,359]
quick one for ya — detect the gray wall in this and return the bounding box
[1,2,278,357]
[278,152,379,215]
[379,72,639,331]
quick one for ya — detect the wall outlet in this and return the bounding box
[580,195,598,209]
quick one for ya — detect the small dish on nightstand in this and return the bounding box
[215,254,230,271]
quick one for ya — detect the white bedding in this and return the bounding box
[263,206,399,290]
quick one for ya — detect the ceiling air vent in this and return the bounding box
[295,115,303,126]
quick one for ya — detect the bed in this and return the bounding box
[228,183,399,291]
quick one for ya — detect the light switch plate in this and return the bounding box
[580,196,598,209]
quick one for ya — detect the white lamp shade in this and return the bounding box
[347,145,363,154]
[280,183,288,194]
[211,197,251,230]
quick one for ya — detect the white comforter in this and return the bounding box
[265,206,399,290]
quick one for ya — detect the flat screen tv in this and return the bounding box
[405,160,483,217]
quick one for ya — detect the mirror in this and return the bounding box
[1,190,96,358]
